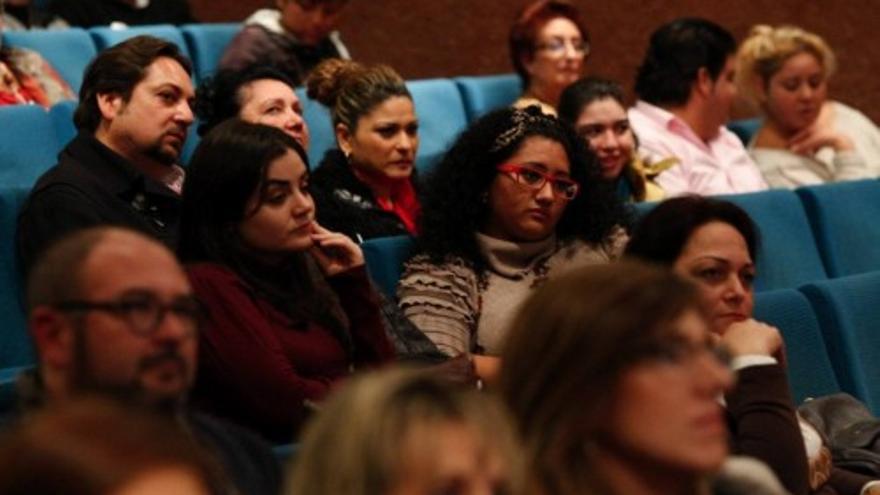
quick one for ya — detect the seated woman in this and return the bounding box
[736,25,880,188]
[397,106,627,382]
[219,0,350,85]
[287,368,522,495]
[499,261,786,494]
[0,42,75,107]
[626,196,880,495]
[306,59,420,242]
[195,64,309,148]
[558,76,675,202]
[179,119,395,443]
[509,0,589,115]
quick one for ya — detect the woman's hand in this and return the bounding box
[722,318,784,360]
[309,222,365,276]
[788,105,854,155]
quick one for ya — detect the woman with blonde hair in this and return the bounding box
[736,25,880,188]
[286,368,522,495]
[306,59,420,242]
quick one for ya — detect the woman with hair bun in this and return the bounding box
[736,25,880,188]
[306,59,420,242]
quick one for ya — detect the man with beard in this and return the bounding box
[16,35,194,275]
[11,227,281,495]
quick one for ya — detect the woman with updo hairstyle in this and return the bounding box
[306,58,420,242]
[286,368,522,495]
[509,0,589,115]
[736,25,880,188]
[500,261,741,495]
[558,76,675,202]
[397,106,627,382]
[179,119,395,443]
[195,64,309,148]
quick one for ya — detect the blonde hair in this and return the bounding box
[736,24,836,105]
[305,59,411,132]
[285,368,523,495]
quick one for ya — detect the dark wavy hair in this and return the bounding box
[416,106,628,274]
[634,17,736,107]
[179,119,349,346]
[557,76,626,127]
[625,195,759,265]
[194,64,297,137]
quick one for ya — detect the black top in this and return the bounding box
[48,0,194,28]
[16,132,182,276]
[311,149,412,242]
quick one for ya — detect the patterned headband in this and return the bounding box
[490,106,557,152]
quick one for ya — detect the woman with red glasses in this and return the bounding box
[397,106,628,383]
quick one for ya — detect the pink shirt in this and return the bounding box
[629,100,768,196]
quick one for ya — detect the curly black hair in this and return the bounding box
[416,106,629,274]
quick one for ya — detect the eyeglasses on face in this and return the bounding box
[496,163,580,200]
[54,290,204,337]
[534,37,590,57]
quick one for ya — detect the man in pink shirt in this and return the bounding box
[629,17,768,196]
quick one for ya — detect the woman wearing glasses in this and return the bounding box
[626,196,880,495]
[397,106,627,382]
[509,0,589,116]
[179,120,395,443]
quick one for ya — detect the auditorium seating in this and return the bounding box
[800,272,880,414]
[0,105,64,188]
[0,186,36,371]
[407,78,469,173]
[180,23,240,81]
[1,28,96,92]
[89,24,191,63]
[454,74,522,122]
[361,235,416,299]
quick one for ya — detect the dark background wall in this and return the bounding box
[190,0,880,121]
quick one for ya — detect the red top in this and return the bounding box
[187,263,395,442]
[374,178,420,235]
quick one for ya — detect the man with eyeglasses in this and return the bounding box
[9,227,281,495]
[220,0,351,85]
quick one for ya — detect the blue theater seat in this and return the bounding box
[454,74,522,122]
[295,87,335,168]
[796,180,880,277]
[180,23,240,81]
[2,28,96,92]
[0,105,62,188]
[727,117,762,146]
[361,235,416,299]
[800,272,880,414]
[753,289,840,403]
[721,189,827,291]
[89,24,191,74]
[0,186,36,371]
[49,99,78,146]
[407,78,469,173]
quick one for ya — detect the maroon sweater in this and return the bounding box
[187,263,394,443]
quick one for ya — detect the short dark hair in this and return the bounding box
[75,35,192,132]
[557,76,626,128]
[625,196,759,265]
[509,0,589,88]
[195,64,297,136]
[416,106,627,274]
[634,17,736,106]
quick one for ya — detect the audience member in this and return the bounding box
[500,261,742,494]
[558,76,674,202]
[179,120,395,443]
[15,227,281,495]
[397,106,627,382]
[286,368,522,495]
[0,398,223,495]
[626,196,880,495]
[220,0,350,86]
[47,0,194,28]
[737,25,880,188]
[0,3,75,106]
[509,0,588,115]
[195,64,309,148]
[16,35,194,276]
[306,59,420,241]
[630,17,768,196]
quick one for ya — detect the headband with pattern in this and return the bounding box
[490,106,557,152]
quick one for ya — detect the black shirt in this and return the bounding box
[16,132,182,276]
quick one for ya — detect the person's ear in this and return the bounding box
[30,307,77,370]
[335,122,353,158]
[694,67,714,99]
[96,92,124,121]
